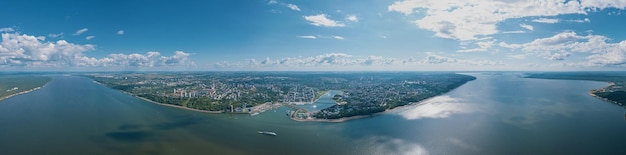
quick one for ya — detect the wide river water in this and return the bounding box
[1,73,626,154]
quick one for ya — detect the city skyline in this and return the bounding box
[1,0,626,71]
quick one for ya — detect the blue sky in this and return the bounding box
[1,0,626,71]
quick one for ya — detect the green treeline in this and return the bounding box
[0,76,52,100]
[527,72,626,109]
[138,94,230,111]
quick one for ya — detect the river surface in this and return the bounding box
[1,73,626,155]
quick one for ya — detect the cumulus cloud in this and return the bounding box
[508,54,527,60]
[287,4,300,11]
[73,28,88,36]
[569,18,591,23]
[268,0,277,5]
[458,40,495,52]
[0,32,191,68]
[502,30,527,34]
[346,15,358,22]
[422,53,503,65]
[549,52,571,60]
[388,0,626,40]
[532,18,560,24]
[457,48,487,53]
[48,32,64,38]
[298,35,317,39]
[520,24,534,31]
[213,51,506,70]
[304,14,345,27]
[117,30,124,35]
[500,31,626,67]
[0,27,15,32]
[85,36,95,40]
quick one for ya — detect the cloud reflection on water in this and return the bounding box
[360,136,429,155]
[447,137,480,151]
[395,95,478,120]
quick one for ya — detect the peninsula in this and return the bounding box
[84,72,476,121]
[0,75,51,101]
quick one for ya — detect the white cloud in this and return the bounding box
[500,31,626,67]
[457,48,487,53]
[87,51,191,67]
[0,27,15,32]
[0,32,191,68]
[422,53,503,65]
[346,15,358,22]
[268,0,277,4]
[287,4,300,11]
[298,35,316,39]
[388,0,626,40]
[48,32,63,38]
[304,14,345,27]
[117,30,124,35]
[0,32,95,66]
[73,28,88,36]
[587,46,626,66]
[569,18,591,23]
[85,36,95,40]
[457,40,494,52]
[212,51,509,71]
[333,36,345,40]
[508,54,527,60]
[532,18,560,24]
[549,52,571,60]
[520,24,534,31]
[581,0,626,9]
[502,30,527,34]
[498,42,521,49]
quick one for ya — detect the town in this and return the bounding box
[84,72,476,119]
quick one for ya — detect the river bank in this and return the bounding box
[135,95,225,113]
[287,100,432,123]
[0,86,44,102]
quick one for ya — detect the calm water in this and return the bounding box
[1,73,626,155]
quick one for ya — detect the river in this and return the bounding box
[1,73,625,154]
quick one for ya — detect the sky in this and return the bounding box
[1,0,626,71]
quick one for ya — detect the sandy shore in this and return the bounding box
[587,82,624,106]
[0,87,43,102]
[588,90,623,106]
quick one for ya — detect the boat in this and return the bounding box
[257,131,277,136]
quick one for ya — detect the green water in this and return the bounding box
[1,73,625,154]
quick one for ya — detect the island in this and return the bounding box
[0,75,52,101]
[83,72,476,121]
[526,72,626,108]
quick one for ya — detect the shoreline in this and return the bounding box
[134,95,225,114]
[0,86,44,102]
[589,90,624,106]
[95,81,468,123]
[288,100,429,123]
[587,82,625,107]
[93,80,224,114]
[288,83,471,123]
